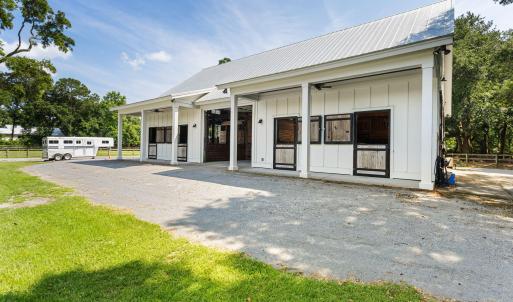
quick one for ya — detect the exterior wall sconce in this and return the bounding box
[258,119,263,124]
[192,123,197,128]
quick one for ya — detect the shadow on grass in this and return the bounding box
[1,258,421,302]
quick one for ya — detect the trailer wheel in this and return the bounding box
[54,154,63,161]
[63,153,72,160]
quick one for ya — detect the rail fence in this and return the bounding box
[0,146,140,159]
[447,153,513,167]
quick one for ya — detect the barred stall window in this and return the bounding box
[297,116,322,144]
[155,127,166,143]
[324,114,352,144]
[165,126,172,143]
[148,127,157,144]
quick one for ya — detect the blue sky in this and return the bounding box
[2,0,512,103]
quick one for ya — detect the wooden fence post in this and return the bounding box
[465,153,468,164]
[26,147,29,158]
[495,154,499,167]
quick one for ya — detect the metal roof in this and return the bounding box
[162,0,454,97]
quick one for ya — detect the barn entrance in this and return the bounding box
[273,116,297,170]
[204,106,252,162]
[353,110,391,177]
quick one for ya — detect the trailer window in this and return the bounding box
[324,114,352,144]
[49,140,59,144]
[87,141,92,145]
[63,140,73,144]
[76,140,81,144]
[102,140,109,144]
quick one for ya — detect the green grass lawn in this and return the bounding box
[0,163,426,301]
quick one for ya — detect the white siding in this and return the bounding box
[253,70,423,180]
[144,108,202,162]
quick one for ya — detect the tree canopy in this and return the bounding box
[446,13,513,154]
[0,0,74,63]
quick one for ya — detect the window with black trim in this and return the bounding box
[297,116,322,144]
[76,140,81,144]
[156,127,166,143]
[178,125,187,144]
[276,118,296,144]
[102,140,109,144]
[63,140,73,144]
[324,114,352,144]
[165,126,172,143]
[148,127,157,143]
[87,141,92,145]
[49,140,59,144]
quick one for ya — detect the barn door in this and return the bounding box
[273,117,297,170]
[177,125,188,162]
[353,110,390,178]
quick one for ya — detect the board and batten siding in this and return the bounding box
[252,70,422,180]
[144,108,202,162]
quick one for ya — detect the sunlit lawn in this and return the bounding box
[0,162,426,301]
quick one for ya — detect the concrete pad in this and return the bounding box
[24,160,513,302]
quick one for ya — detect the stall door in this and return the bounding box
[177,125,188,162]
[273,117,297,170]
[353,110,390,177]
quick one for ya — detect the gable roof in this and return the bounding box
[162,0,453,97]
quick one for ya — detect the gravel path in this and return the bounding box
[25,160,513,302]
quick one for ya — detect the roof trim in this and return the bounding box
[111,88,212,112]
[217,35,453,89]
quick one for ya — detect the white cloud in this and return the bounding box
[146,50,171,62]
[120,50,172,69]
[120,52,145,70]
[456,0,513,30]
[1,39,71,60]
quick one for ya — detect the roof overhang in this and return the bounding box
[217,35,453,90]
[111,88,212,114]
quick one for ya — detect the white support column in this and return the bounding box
[139,110,145,162]
[300,82,311,178]
[171,105,179,165]
[419,63,435,190]
[228,94,238,171]
[117,113,123,160]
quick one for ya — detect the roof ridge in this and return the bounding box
[199,0,450,72]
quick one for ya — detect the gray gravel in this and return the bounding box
[25,160,513,302]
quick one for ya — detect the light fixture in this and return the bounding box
[258,119,263,124]
[192,123,197,128]
[223,88,228,94]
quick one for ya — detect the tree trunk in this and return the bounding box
[480,124,489,154]
[10,119,16,141]
[499,122,508,154]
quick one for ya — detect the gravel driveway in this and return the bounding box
[25,160,513,302]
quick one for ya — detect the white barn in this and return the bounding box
[112,1,454,190]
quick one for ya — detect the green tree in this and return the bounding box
[494,0,513,4]
[44,78,100,136]
[0,0,74,63]
[218,57,231,65]
[98,91,140,147]
[0,57,55,140]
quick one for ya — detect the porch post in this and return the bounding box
[420,62,435,190]
[117,113,123,160]
[300,82,311,178]
[139,110,145,162]
[228,94,238,171]
[171,105,179,165]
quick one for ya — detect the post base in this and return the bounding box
[419,181,434,190]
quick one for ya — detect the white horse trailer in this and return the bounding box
[42,137,114,161]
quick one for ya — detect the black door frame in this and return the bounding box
[353,109,391,178]
[273,116,297,171]
[177,124,188,162]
